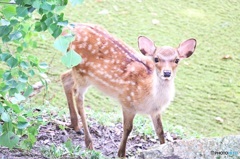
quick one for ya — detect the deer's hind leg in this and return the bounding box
[72,70,93,149]
[61,70,80,132]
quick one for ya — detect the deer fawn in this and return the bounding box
[61,23,196,157]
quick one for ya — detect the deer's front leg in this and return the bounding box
[118,108,136,158]
[151,113,165,144]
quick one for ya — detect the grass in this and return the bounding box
[40,139,104,159]
[30,0,240,139]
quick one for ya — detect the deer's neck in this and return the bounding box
[152,72,175,112]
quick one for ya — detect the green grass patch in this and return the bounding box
[40,139,104,159]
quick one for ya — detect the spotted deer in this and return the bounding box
[60,23,196,157]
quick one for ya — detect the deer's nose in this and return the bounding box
[163,70,171,77]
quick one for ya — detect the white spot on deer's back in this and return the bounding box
[131,82,136,85]
[71,45,76,50]
[110,47,115,52]
[119,80,124,84]
[111,59,115,64]
[82,58,88,63]
[87,44,92,51]
[130,92,135,97]
[127,96,131,101]
[104,50,109,55]
[79,69,86,73]
[131,66,135,72]
[83,36,88,42]
[76,36,82,41]
[97,41,101,45]
[92,49,96,54]
[92,65,97,69]
[104,59,110,63]
[79,42,87,48]
[86,62,91,66]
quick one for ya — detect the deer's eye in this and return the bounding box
[154,57,159,63]
[175,58,179,64]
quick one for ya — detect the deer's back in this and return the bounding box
[68,24,154,105]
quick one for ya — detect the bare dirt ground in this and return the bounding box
[0,118,181,159]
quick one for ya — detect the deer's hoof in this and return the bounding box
[76,130,84,135]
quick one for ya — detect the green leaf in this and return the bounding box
[16,82,26,92]
[41,3,52,11]
[9,31,23,40]
[1,112,10,122]
[2,34,11,43]
[70,0,83,6]
[32,1,42,9]
[28,6,36,13]
[28,70,35,76]
[8,103,21,113]
[44,17,53,27]
[49,23,62,38]
[3,71,12,81]
[6,56,18,68]
[61,50,82,68]
[20,61,29,69]
[0,53,12,61]
[56,0,68,6]
[28,126,38,136]
[23,85,33,97]
[17,122,29,129]
[64,139,73,150]
[16,6,29,17]
[0,19,10,26]
[1,85,10,92]
[23,0,32,5]
[18,116,27,122]
[34,22,42,32]
[0,26,13,37]
[14,93,26,102]
[0,68,4,77]
[0,131,19,149]
[28,55,39,67]
[0,104,4,114]
[2,122,13,132]
[57,20,68,27]
[15,0,24,5]
[17,46,23,52]
[0,124,2,134]
[39,62,48,69]
[2,6,17,19]
[34,22,47,32]
[10,19,19,26]
[9,89,18,97]
[54,35,74,53]
[18,71,28,83]
[52,27,62,38]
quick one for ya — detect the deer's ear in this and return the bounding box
[138,36,156,56]
[177,39,197,58]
